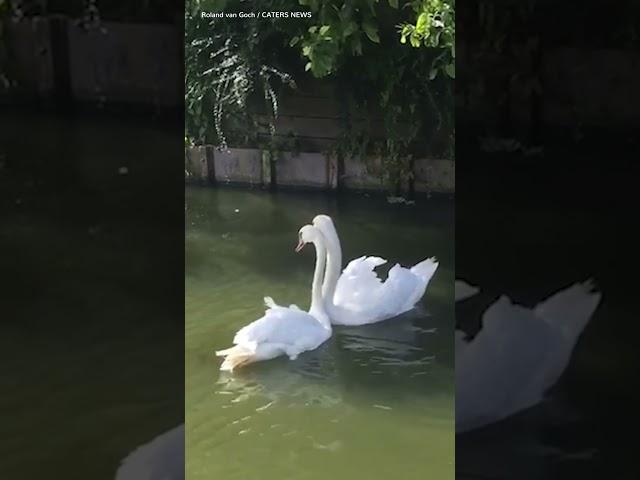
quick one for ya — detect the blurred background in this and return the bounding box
[1,1,184,479]
[456,1,639,479]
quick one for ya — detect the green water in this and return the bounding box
[185,186,455,480]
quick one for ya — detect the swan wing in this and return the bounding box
[456,283,599,433]
[406,257,439,306]
[533,280,600,340]
[532,280,601,390]
[233,304,325,351]
[333,255,387,308]
[333,257,438,322]
[456,295,557,432]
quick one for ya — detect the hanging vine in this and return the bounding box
[185,0,455,193]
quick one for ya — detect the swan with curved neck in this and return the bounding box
[312,214,439,325]
[216,225,331,371]
[296,225,330,328]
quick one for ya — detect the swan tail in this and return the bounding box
[534,279,601,340]
[264,296,277,308]
[215,346,236,357]
[392,257,439,312]
[411,257,439,284]
[455,280,480,302]
[216,345,256,372]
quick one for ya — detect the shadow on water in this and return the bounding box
[1,110,184,480]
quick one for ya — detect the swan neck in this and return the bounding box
[310,236,330,328]
[323,230,342,304]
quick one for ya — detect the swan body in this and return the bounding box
[456,280,601,433]
[216,225,331,371]
[312,215,438,326]
[216,299,331,371]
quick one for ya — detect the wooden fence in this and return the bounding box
[5,17,640,130]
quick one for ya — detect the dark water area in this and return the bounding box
[0,109,184,480]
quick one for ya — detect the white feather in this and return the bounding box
[456,281,601,433]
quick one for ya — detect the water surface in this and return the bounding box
[185,186,455,480]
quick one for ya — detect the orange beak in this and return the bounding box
[295,239,305,252]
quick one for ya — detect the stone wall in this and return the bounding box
[185,146,455,194]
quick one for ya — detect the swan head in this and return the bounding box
[295,225,322,252]
[312,214,334,231]
[312,214,339,250]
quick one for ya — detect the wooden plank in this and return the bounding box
[250,94,386,121]
[5,18,55,96]
[543,47,640,127]
[256,115,387,140]
[67,22,181,106]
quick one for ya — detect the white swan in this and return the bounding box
[311,214,439,326]
[455,280,601,433]
[215,225,331,371]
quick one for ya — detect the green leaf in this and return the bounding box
[343,21,357,38]
[429,68,438,80]
[416,12,429,33]
[319,25,330,35]
[444,63,455,79]
[289,36,300,47]
[305,62,312,72]
[388,0,398,8]
[362,21,380,43]
[410,34,421,47]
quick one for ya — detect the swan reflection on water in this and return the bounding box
[455,280,600,433]
[455,279,603,480]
